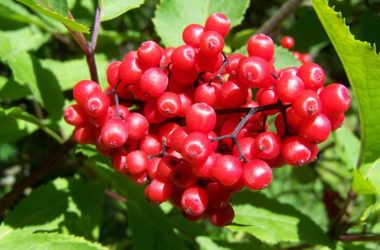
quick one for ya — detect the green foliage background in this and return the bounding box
[0,0,379,249]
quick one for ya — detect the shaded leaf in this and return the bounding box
[101,0,145,22]
[0,226,106,250]
[17,0,89,33]
[312,0,380,165]
[0,77,31,101]
[353,159,380,195]
[38,0,68,16]
[153,0,250,47]
[229,191,332,246]
[334,125,360,169]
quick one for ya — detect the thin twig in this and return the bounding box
[338,234,380,242]
[256,0,304,35]
[90,6,102,51]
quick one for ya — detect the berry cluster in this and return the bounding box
[64,13,350,227]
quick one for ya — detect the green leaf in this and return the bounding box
[40,54,109,90]
[0,0,50,30]
[229,191,332,246]
[0,226,106,250]
[38,0,68,16]
[17,0,89,33]
[0,76,31,101]
[0,27,49,61]
[8,52,65,121]
[352,169,377,195]
[235,45,301,69]
[352,159,380,195]
[153,0,250,47]
[196,237,229,250]
[88,158,187,250]
[3,178,69,230]
[101,0,145,22]
[0,106,63,143]
[334,125,360,169]
[312,0,380,165]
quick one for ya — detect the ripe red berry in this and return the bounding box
[171,45,196,71]
[297,63,325,90]
[73,125,96,144]
[156,92,182,118]
[119,55,143,85]
[243,159,273,190]
[199,31,224,55]
[73,80,101,105]
[238,57,271,88]
[181,132,212,164]
[112,150,128,173]
[232,137,255,160]
[276,73,305,103]
[253,132,281,160]
[100,118,128,148]
[182,24,204,48]
[63,104,87,126]
[206,182,232,209]
[139,67,169,98]
[281,136,314,166]
[106,61,121,87]
[181,186,208,216]
[300,113,331,143]
[186,103,216,133]
[293,90,322,118]
[218,80,248,108]
[145,179,173,204]
[172,161,198,188]
[213,155,243,186]
[208,204,234,227]
[156,155,181,181]
[280,36,295,49]
[194,83,220,108]
[126,112,149,140]
[247,34,275,61]
[126,150,149,174]
[319,83,350,115]
[140,134,162,155]
[137,40,163,68]
[83,92,110,117]
[192,152,219,178]
[205,13,230,37]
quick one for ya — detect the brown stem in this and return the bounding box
[330,188,357,236]
[338,234,380,242]
[256,0,304,35]
[0,139,76,218]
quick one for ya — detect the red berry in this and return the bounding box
[206,182,232,209]
[106,61,121,87]
[156,155,181,181]
[247,34,275,61]
[238,57,271,88]
[243,159,272,190]
[137,40,163,68]
[126,150,149,174]
[156,92,182,118]
[208,204,234,227]
[119,53,143,85]
[186,103,216,133]
[139,67,169,98]
[297,63,325,90]
[213,155,242,186]
[126,112,149,140]
[63,104,87,126]
[112,150,128,173]
[205,13,230,37]
[182,24,204,48]
[100,118,128,148]
[172,161,198,188]
[218,80,248,108]
[145,179,173,204]
[276,73,305,103]
[253,132,281,160]
[300,113,331,143]
[281,136,314,166]
[192,152,219,178]
[83,92,110,117]
[73,80,101,105]
[181,186,208,216]
[280,36,295,49]
[293,90,322,118]
[319,83,350,115]
[171,45,196,71]
[140,134,162,155]
[182,132,212,164]
[199,31,224,55]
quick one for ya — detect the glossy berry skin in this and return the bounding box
[171,45,196,71]
[319,83,351,115]
[137,40,162,68]
[126,112,149,140]
[219,80,248,108]
[281,136,313,166]
[243,159,273,190]
[63,104,87,126]
[208,204,234,227]
[194,83,219,108]
[276,73,305,103]
[280,36,295,49]
[247,34,275,61]
[205,13,230,37]
[170,127,188,152]
[206,182,232,209]
[253,132,281,160]
[182,24,204,48]
[225,53,245,79]
[145,179,173,204]
[181,132,212,164]
[156,155,181,181]
[83,92,110,117]
[327,113,345,131]
[186,103,216,133]
[106,61,121,87]
[213,155,243,186]
[139,67,169,98]
[297,63,325,90]
[293,90,322,118]
[238,57,271,88]
[100,118,128,148]
[140,134,162,155]
[73,125,95,144]
[125,150,149,174]
[172,161,198,188]
[300,113,331,143]
[156,92,182,118]
[192,152,219,179]
[73,80,101,105]
[199,31,224,55]
[112,150,128,173]
[181,186,208,216]
[232,137,255,160]
[119,56,143,85]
